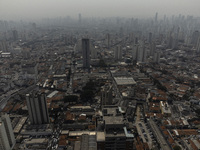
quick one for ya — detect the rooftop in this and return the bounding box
[114,77,136,85]
[96,132,105,142]
[104,116,124,125]
[68,131,96,137]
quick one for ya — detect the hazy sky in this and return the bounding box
[0,0,200,20]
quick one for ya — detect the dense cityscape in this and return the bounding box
[0,12,200,150]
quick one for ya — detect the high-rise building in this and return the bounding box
[191,30,199,46]
[128,33,133,42]
[155,12,158,23]
[134,37,138,45]
[153,52,160,63]
[138,42,147,63]
[0,41,9,52]
[12,30,18,41]
[132,44,138,61]
[79,13,82,24]
[133,42,147,63]
[148,32,152,43]
[82,38,90,69]
[114,45,122,60]
[196,37,200,53]
[91,45,97,59]
[106,33,110,48]
[26,91,49,125]
[0,114,16,150]
[150,42,156,56]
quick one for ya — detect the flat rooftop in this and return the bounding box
[102,106,122,116]
[114,77,136,85]
[68,131,96,137]
[104,116,124,125]
[13,117,27,134]
[106,131,126,138]
[96,132,105,142]
[70,106,92,109]
[25,138,48,145]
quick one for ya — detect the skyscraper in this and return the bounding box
[82,38,90,69]
[196,37,200,53]
[79,13,82,24]
[0,41,8,52]
[12,30,18,41]
[155,12,158,23]
[132,44,138,61]
[0,113,16,150]
[26,91,49,125]
[149,32,152,43]
[153,52,160,63]
[191,30,199,46]
[138,42,147,63]
[150,42,156,56]
[114,45,122,60]
[106,33,110,48]
[91,45,97,59]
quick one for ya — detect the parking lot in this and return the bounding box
[135,105,155,149]
[136,121,153,149]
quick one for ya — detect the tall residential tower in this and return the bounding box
[82,38,90,69]
[26,91,49,125]
[0,114,16,150]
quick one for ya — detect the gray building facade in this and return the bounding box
[26,92,49,125]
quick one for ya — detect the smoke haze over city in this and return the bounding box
[1,0,200,20]
[1,0,200,150]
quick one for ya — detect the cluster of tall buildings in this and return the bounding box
[132,42,147,63]
[0,91,49,149]
[191,30,200,53]
[1,12,200,149]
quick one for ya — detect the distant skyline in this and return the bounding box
[0,0,200,21]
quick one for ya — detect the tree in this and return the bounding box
[63,95,78,103]
[195,109,200,116]
[173,145,181,150]
[99,59,107,67]
[80,80,97,102]
[80,90,94,102]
